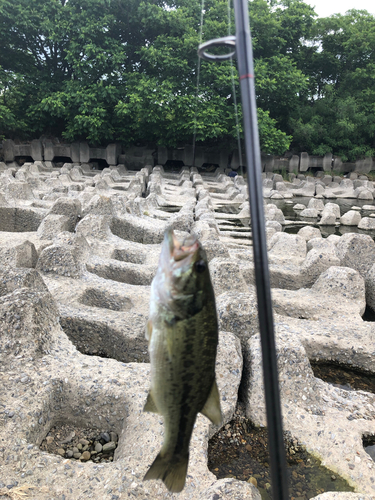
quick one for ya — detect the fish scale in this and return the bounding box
[143,229,222,493]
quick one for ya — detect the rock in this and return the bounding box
[306,238,336,253]
[245,331,324,427]
[275,181,287,192]
[48,197,81,230]
[263,178,273,189]
[340,178,354,189]
[216,291,259,347]
[100,432,110,443]
[357,189,373,200]
[80,451,91,461]
[300,248,341,287]
[336,233,375,277]
[264,203,285,224]
[340,210,361,226]
[326,234,341,244]
[36,239,87,279]
[365,263,375,313]
[0,268,58,364]
[297,226,322,242]
[266,220,282,232]
[57,448,65,457]
[358,217,375,230]
[307,198,324,211]
[102,441,116,452]
[293,204,306,211]
[318,212,336,225]
[312,266,366,315]
[209,258,247,295]
[248,477,257,487]
[268,232,307,261]
[0,240,38,268]
[299,208,319,218]
[321,203,340,219]
[76,214,112,241]
[1,163,375,499]
[270,192,284,199]
[37,214,72,239]
[237,205,250,218]
[111,214,166,244]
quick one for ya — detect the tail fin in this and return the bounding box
[143,452,189,493]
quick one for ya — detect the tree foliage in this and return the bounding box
[291,9,375,160]
[0,0,374,159]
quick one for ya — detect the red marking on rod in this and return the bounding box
[239,73,254,80]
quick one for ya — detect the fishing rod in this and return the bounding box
[198,1,289,499]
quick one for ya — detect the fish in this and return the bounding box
[143,228,222,493]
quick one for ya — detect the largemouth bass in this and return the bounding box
[143,229,222,493]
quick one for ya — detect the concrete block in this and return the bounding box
[80,142,90,163]
[31,140,43,161]
[300,152,309,172]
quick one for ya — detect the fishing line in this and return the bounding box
[198,2,289,498]
[192,0,205,168]
[227,0,243,177]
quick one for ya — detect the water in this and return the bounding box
[268,198,375,240]
[311,362,375,462]
[310,361,375,394]
[215,198,375,241]
[208,418,354,499]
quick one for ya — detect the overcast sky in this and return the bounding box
[307,0,375,17]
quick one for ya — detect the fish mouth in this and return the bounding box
[166,229,200,263]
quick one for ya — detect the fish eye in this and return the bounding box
[194,260,206,273]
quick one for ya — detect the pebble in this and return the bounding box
[80,451,91,461]
[248,477,257,487]
[103,441,116,452]
[101,432,110,443]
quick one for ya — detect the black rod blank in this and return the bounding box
[232,1,289,499]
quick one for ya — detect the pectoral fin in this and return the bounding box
[144,390,159,413]
[146,319,152,342]
[201,379,222,426]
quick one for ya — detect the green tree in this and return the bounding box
[291,9,375,160]
[0,0,305,155]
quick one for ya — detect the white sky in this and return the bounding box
[307,0,375,18]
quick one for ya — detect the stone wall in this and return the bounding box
[2,139,374,174]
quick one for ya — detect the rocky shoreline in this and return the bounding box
[0,161,374,499]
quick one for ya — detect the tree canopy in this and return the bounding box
[0,0,374,160]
